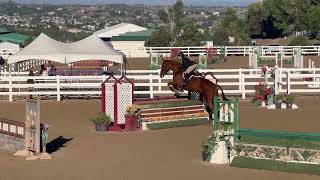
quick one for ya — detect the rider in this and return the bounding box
[178,52,198,88]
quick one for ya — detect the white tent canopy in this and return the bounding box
[7,33,124,64]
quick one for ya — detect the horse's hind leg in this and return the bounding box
[203,97,214,122]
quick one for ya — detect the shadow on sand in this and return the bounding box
[46,136,73,154]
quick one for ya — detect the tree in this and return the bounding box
[305,5,320,38]
[220,8,237,28]
[98,22,106,30]
[158,9,169,24]
[289,35,311,46]
[146,0,204,47]
[246,2,264,37]
[230,19,251,46]
[212,24,229,46]
[174,22,204,46]
[212,8,251,46]
[167,0,185,44]
[144,27,172,47]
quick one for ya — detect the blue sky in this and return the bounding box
[12,0,256,6]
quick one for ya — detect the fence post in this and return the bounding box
[57,75,60,101]
[187,47,190,57]
[241,71,246,99]
[149,74,154,98]
[9,75,13,101]
[274,68,279,95]
[287,70,291,95]
[238,68,242,94]
[158,76,161,93]
[279,68,282,93]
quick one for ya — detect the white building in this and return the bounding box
[94,23,149,57]
[0,42,20,58]
[94,23,147,41]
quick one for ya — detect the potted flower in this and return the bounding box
[286,94,295,109]
[202,142,213,161]
[125,104,141,131]
[201,132,218,162]
[90,113,111,132]
[275,94,284,109]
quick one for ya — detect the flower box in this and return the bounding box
[125,114,138,131]
[95,124,107,132]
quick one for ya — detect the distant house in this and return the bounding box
[94,23,152,57]
[0,27,29,45]
[94,23,147,42]
[111,29,157,57]
[94,23,212,57]
[0,27,29,58]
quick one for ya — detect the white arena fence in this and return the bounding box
[0,49,20,59]
[144,46,320,57]
[0,68,319,101]
[0,60,47,74]
[3,46,320,59]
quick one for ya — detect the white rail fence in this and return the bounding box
[2,46,320,61]
[0,68,319,101]
[145,46,320,57]
[0,60,47,73]
[0,49,20,59]
[0,48,47,73]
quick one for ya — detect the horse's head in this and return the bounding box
[160,59,182,78]
[160,60,171,78]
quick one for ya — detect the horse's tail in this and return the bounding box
[217,84,228,101]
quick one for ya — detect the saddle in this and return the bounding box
[184,71,218,85]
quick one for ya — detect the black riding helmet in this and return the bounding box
[178,51,184,57]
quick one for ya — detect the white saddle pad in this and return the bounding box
[189,74,217,84]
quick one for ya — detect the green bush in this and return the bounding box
[89,113,111,125]
[289,35,311,46]
[146,118,208,130]
[231,157,320,176]
[275,94,284,103]
[286,94,295,104]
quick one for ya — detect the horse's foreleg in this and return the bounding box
[168,81,177,91]
[168,81,181,94]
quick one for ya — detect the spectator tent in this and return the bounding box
[7,33,124,65]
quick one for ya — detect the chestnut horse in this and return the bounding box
[160,60,227,120]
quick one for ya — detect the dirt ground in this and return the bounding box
[124,56,320,70]
[0,96,320,180]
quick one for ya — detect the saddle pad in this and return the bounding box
[189,75,217,84]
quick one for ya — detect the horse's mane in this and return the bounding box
[163,59,182,66]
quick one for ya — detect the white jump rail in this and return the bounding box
[0,68,319,101]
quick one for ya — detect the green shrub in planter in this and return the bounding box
[201,132,218,162]
[90,113,112,132]
[251,98,262,107]
[275,94,284,109]
[286,94,295,109]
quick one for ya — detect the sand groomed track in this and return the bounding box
[0,96,319,180]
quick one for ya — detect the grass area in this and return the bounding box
[239,136,320,149]
[146,118,208,130]
[231,156,320,176]
[140,100,202,109]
